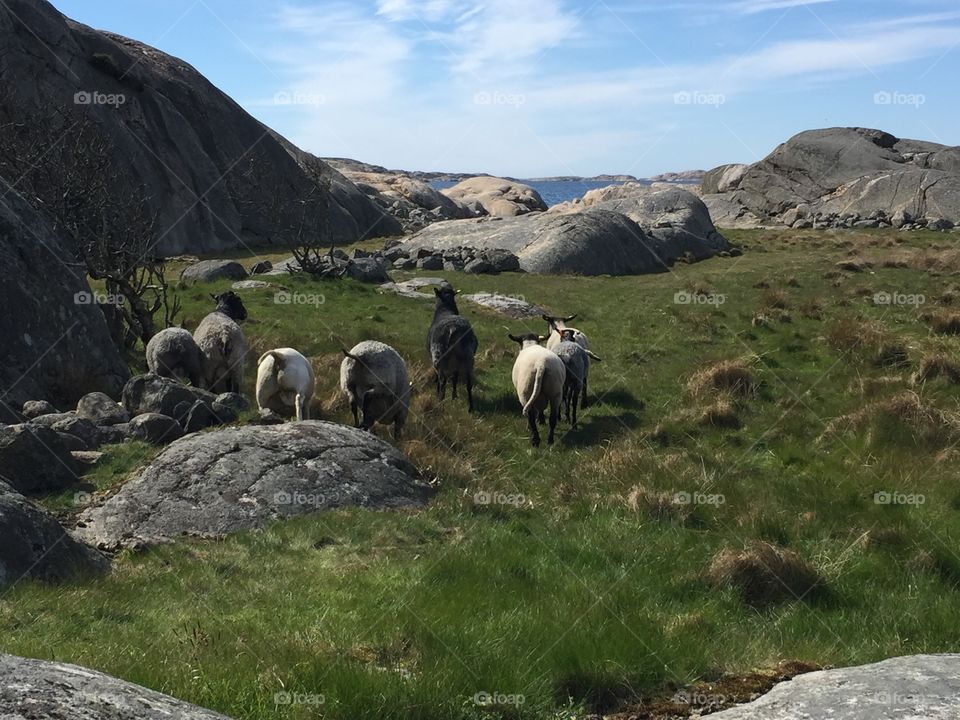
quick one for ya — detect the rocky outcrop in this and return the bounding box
[706,654,960,719]
[74,421,430,549]
[442,176,548,217]
[179,260,248,286]
[0,424,79,494]
[121,374,230,432]
[402,210,671,276]
[0,182,130,422]
[0,482,108,589]
[378,278,545,318]
[0,653,233,719]
[701,128,960,230]
[0,0,400,256]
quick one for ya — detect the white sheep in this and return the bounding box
[508,332,566,447]
[256,348,316,421]
[340,340,410,441]
[193,292,249,394]
[553,335,589,429]
[145,327,203,386]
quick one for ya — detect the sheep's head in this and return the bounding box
[508,332,547,349]
[542,313,577,332]
[560,328,578,342]
[211,291,247,322]
[434,283,460,313]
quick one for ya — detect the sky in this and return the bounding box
[51,0,960,178]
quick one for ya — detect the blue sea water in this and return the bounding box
[429,179,642,207]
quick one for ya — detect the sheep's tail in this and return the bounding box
[258,349,284,367]
[522,364,545,416]
[342,348,361,362]
[585,350,602,362]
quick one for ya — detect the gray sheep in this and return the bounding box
[193,291,249,394]
[427,283,478,412]
[145,327,203,386]
[340,340,410,441]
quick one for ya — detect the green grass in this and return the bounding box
[5,227,960,718]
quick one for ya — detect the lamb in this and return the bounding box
[553,330,590,429]
[340,340,410,440]
[543,315,601,407]
[256,348,316,421]
[193,291,249,394]
[145,327,203,386]
[508,332,566,447]
[427,283,478,412]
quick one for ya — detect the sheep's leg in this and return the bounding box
[361,392,376,431]
[295,394,306,421]
[571,385,579,429]
[548,398,560,445]
[437,372,447,401]
[350,395,360,428]
[466,373,474,413]
[581,377,588,408]
[538,409,546,425]
[451,371,459,399]
[393,419,402,442]
[527,410,541,447]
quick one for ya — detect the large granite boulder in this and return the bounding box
[0,181,129,422]
[179,260,248,286]
[0,0,400,255]
[442,176,548,217]
[0,424,78,493]
[701,127,960,229]
[402,209,669,275]
[706,654,960,719]
[0,653,233,719]
[75,421,430,549]
[0,482,108,588]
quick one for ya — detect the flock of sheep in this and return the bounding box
[144,283,600,446]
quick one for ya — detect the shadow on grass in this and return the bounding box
[559,411,642,447]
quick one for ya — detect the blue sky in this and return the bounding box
[52,0,959,178]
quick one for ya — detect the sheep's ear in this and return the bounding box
[537,335,549,342]
[434,288,441,296]
[508,333,522,343]
[563,314,578,322]
[210,293,218,301]
[541,314,554,323]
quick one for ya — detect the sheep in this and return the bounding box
[427,283,478,412]
[553,331,590,429]
[508,332,566,447]
[340,340,410,440]
[256,348,316,421]
[193,291,249,394]
[543,315,601,407]
[145,327,203,386]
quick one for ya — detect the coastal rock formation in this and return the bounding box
[701,128,960,230]
[75,421,430,549]
[442,176,548,217]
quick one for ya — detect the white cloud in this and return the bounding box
[727,0,837,14]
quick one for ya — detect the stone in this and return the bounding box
[214,392,249,415]
[462,293,545,319]
[231,279,288,292]
[464,258,495,274]
[346,256,392,283]
[121,374,220,425]
[249,260,273,274]
[417,255,444,270]
[21,400,56,419]
[48,416,102,450]
[705,654,960,719]
[126,413,184,445]
[179,260,248,285]
[0,483,108,589]
[97,425,129,446]
[75,421,430,549]
[0,424,78,493]
[76,391,130,426]
[0,653,234,719]
[441,176,548,217]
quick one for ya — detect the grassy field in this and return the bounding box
[5,228,960,719]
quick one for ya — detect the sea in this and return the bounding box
[428,179,642,207]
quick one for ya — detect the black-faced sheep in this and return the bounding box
[508,332,566,447]
[145,327,203,386]
[340,340,410,441]
[553,330,590,429]
[543,315,601,406]
[427,283,478,412]
[256,348,316,421]
[193,292,249,394]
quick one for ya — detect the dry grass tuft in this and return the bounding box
[911,353,960,385]
[826,317,909,367]
[821,391,960,446]
[759,288,790,310]
[704,541,823,605]
[697,396,742,429]
[799,298,825,320]
[924,311,960,335]
[625,485,697,524]
[688,359,756,398]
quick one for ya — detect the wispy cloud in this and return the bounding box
[727,0,836,15]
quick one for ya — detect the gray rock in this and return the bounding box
[464,258,495,274]
[706,654,960,719]
[75,422,430,549]
[0,483,108,589]
[249,260,273,275]
[0,653,233,719]
[252,408,286,425]
[122,374,220,425]
[55,431,88,452]
[417,255,445,270]
[180,260,248,285]
[48,416,102,450]
[215,392,249,415]
[393,258,417,270]
[442,176,547,217]
[262,256,302,275]
[21,400,56,419]
[0,424,78,493]
[0,182,129,423]
[97,425,129,446]
[76,391,130,426]
[479,248,522,272]
[126,413,184,445]
[231,279,288,292]
[346,257,392,283]
[462,293,546,319]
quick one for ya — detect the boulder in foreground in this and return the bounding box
[0,653,233,719]
[75,421,430,549]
